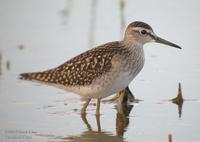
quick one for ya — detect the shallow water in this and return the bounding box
[0,0,200,142]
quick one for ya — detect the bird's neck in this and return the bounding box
[122,34,144,48]
[122,38,143,49]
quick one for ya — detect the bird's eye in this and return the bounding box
[140,30,147,35]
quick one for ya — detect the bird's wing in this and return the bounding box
[20,41,125,86]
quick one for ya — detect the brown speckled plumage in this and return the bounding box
[20,41,129,86]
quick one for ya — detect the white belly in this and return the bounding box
[74,73,132,98]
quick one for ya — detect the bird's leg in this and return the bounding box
[96,114,101,132]
[96,98,101,115]
[81,113,92,131]
[81,98,91,114]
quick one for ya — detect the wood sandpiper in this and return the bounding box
[20,21,181,115]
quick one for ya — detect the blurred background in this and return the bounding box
[0,0,200,142]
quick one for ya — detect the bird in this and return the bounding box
[19,21,181,115]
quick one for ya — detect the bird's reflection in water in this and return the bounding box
[56,93,133,142]
[59,105,132,142]
[74,113,125,142]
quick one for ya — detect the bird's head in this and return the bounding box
[124,21,181,49]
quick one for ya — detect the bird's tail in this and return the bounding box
[19,68,58,85]
[19,71,52,82]
[19,72,40,80]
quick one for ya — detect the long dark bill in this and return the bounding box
[151,34,182,49]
